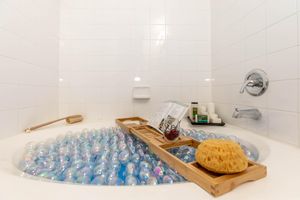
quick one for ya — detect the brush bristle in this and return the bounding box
[25,129,31,133]
[66,115,83,124]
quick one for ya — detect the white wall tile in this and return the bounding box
[0,84,19,111]
[150,25,166,40]
[244,3,266,37]
[166,0,210,25]
[0,0,59,138]
[212,0,300,147]
[59,0,211,122]
[245,30,266,60]
[266,0,297,25]
[133,101,159,119]
[150,0,166,25]
[267,47,298,80]
[267,14,298,53]
[165,41,210,56]
[0,110,18,139]
[268,80,298,112]
[166,25,210,41]
[0,56,21,84]
[244,56,267,76]
[240,90,268,109]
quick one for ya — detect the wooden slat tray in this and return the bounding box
[116,117,148,133]
[116,117,267,197]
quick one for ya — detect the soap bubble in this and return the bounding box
[125,175,138,186]
[110,143,118,151]
[76,175,91,184]
[93,163,107,176]
[128,145,136,154]
[58,159,70,172]
[110,135,119,143]
[118,142,127,151]
[91,175,106,185]
[126,136,133,144]
[118,149,130,164]
[162,175,174,184]
[19,160,35,171]
[71,152,82,162]
[106,171,118,185]
[25,165,40,176]
[110,151,119,163]
[25,142,37,151]
[22,152,34,162]
[117,132,125,140]
[72,160,85,170]
[58,146,70,156]
[37,171,52,178]
[85,162,95,170]
[77,166,92,178]
[63,177,76,183]
[126,162,136,175]
[43,160,56,171]
[147,176,158,185]
[63,167,77,180]
[153,166,164,177]
[137,149,145,158]
[139,168,151,181]
[36,147,49,158]
[91,143,101,155]
[131,153,140,164]
[81,151,92,162]
[109,160,120,172]
[139,161,151,170]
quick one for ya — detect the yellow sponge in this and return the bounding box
[195,139,248,174]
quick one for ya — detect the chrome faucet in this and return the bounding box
[240,79,262,94]
[232,108,262,120]
[240,69,268,96]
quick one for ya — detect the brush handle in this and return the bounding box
[25,117,66,133]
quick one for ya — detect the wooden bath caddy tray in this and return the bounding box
[116,117,267,197]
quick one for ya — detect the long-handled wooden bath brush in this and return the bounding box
[24,115,83,133]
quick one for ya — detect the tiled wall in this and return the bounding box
[59,0,212,121]
[211,0,300,146]
[0,0,60,138]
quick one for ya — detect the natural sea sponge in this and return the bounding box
[195,139,248,174]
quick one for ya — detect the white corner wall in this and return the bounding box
[3,0,298,148]
[0,0,60,138]
[59,0,212,121]
[211,0,300,146]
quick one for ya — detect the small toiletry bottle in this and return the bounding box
[198,104,209,123]
[200,105,208,115]
[207,103,215,114]
[190,102,198,121]
[198,115,209,123]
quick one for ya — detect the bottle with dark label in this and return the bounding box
[190,102,198,122]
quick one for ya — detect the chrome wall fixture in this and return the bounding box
[232,108,262,120]
[240,69,269,96]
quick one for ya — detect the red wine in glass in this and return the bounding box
[164,124,180,142]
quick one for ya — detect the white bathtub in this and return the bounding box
[0,119,299,200]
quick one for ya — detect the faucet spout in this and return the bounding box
[232,108,262,120]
